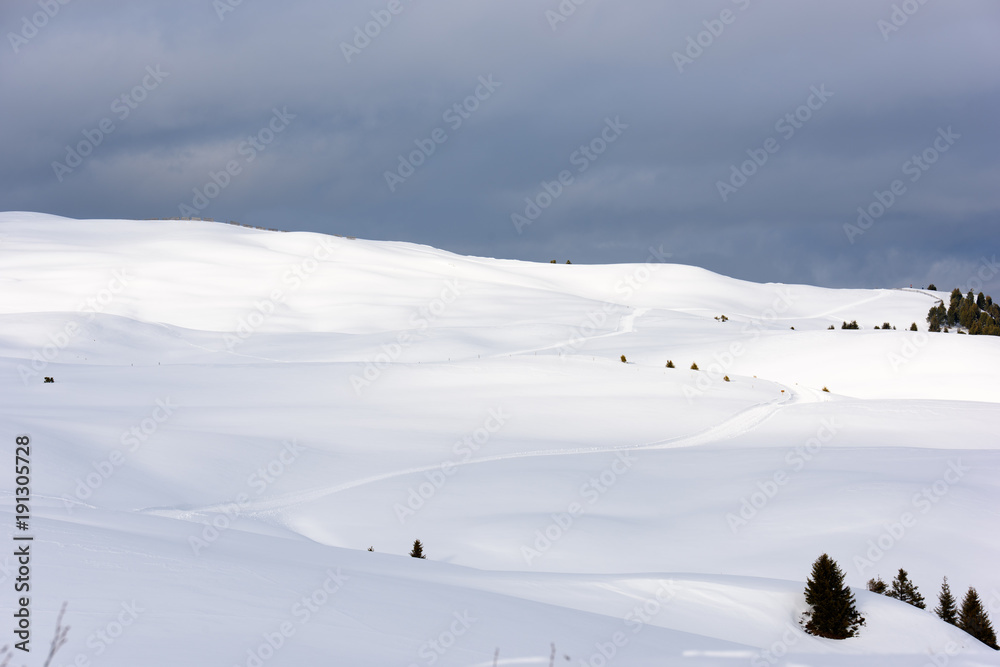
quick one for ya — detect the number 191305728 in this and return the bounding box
[15,435,30,528]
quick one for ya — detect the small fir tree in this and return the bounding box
[959,588,998,649]
[410,539,426,559]
[802,554,865,639]
[690,362,699,371]
[935,577,958,626]
[887,569,925,609]
[866,577,887,594]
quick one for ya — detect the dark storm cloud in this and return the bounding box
[1,0,997,290]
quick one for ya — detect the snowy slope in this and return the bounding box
[1,213,998,666]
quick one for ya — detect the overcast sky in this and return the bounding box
[1,0,997,289]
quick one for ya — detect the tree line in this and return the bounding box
[927,289,1000,335]
[803,554,997,649]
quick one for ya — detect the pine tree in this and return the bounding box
[935,577,958,626]
[948,288,963,325]
[409,539,426,559]
[802,554,865,639]
[959,588,998,649]
[866,577,887,595]
[887,569,925,609]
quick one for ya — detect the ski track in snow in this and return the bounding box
[488,306,651,359]
[152,379,793,522]
[807,289,892,319]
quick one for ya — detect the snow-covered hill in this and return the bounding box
[1,213,997,666]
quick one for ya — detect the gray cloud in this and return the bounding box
[1,0,997,291]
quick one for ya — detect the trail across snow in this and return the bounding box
[158,385,792,519]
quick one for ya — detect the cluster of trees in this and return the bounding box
[866,569,998,649]
[927,289,1000,335]
[802,554,998,649]
[835,320,918,331]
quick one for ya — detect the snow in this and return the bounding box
[1,212,998,666]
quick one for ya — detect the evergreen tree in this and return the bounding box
[959,300,977,330]
[910,322,918,331]
[927,304,946,332]
[959,588,998,650]
[948,289,963,325]
[802,554,865,639]
[866,577,887,594]
[409,539,426,559]
[928,284,937,291]
[887,569,925,609]
[935,577,958,626]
